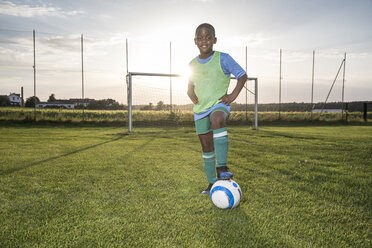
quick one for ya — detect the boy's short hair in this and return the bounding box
[195,23,215,37]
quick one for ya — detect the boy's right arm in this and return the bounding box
[187,83,199,105]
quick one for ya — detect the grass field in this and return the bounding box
[0,124,371,247]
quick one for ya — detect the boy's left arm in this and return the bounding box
[220,74,247,105]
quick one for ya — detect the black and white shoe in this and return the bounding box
[201,184,213,195]
[217,166,233,180]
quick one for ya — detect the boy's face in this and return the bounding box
[194,27,216,58]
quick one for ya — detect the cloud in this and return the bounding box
[0,1,83,18]
[0,35,34,68]
[169,0,213,3]
[221,33,270,48]
[0,31,130,75]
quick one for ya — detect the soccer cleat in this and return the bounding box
[201,183,213,195]
[217,166,233,180]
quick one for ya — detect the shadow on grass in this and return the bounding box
[0,133,129,176]
[258,130,320,141]
[211,203,273,247]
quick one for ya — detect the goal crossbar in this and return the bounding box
[126,72,258,132]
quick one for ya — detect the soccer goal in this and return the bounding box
[126,72,258,132]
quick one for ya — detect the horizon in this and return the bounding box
[1,0,371,105]
[4,92,371,106]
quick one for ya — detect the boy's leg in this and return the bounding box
[195,117,217,193]
[198,132,217,185]
[211,111,232,179]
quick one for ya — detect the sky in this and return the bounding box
[0,0,371,105]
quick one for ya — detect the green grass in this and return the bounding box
[0,125,371,247]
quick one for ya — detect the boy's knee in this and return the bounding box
[211,112,226,129]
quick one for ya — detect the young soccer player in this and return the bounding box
[188,23,248,194]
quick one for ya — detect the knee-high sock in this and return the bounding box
[213,128,228,168]
[202,152,217,184]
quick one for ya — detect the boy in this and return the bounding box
[188,23,248,194]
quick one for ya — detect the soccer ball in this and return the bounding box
[210,179,242,209]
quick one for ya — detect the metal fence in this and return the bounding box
[1,28,371,125]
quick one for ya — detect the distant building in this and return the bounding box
[36,100,75,109]
[312,109,342,113]
[36,98,95,109]
[8,93,22,106]
[69,98,95,107]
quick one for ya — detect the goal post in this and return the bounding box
[126,72,182,133]
[126,72,258,132]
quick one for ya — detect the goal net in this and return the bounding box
[126,72,258,132]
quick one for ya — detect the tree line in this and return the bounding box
[0,94,127,110]
[1,94,370,112]
[229,101,371,112]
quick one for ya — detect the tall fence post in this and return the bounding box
[33,29,36,120]
[169,41,172,112]
[311,50,315,120]
[342,53,346,119]
[279,48,282,120]
[126,38,130,132]
[126,38,129,74]
[81,34,85,120]
[254,78,258,130]
[127,73,132,133]
[245,46,248,122]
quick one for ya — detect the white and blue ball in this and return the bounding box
[210,179,242,209]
